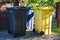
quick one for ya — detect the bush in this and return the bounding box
[26,0,60,8]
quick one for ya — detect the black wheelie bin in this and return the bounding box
[7,6,28,37]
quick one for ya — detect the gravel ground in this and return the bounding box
[0,30,60,40]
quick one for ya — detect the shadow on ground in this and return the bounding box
[0,30,60,40]
[0,30,42,40]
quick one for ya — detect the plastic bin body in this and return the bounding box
[33,7,54,35]
[8,6,28,36]
[26,7,34,31]
[0,10,9,30]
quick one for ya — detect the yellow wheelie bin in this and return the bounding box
[33,6,54,36]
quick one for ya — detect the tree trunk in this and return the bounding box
[56,2,60,27]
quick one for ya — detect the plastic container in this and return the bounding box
[0,10,9,30]
[33,6,54,35]
[8,6,28,37]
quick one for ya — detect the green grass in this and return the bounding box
[51,16,60,33]
[52,27,60,34]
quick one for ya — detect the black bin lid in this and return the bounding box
[6,6,32,11]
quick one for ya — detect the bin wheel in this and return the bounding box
[39,31,44,36]
[8,29,11,34]
[33,28,36,33]
[26,28,27,29]
[14,34,17,38]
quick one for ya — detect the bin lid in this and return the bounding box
[40,6,54,12]
[33,6,54,11]
[12,6,32,10]
[6,6,33,11]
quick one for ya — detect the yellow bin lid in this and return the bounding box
[40,6,54,12]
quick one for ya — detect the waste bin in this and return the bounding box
[33,6,54,35]
[26,7,34,31]
[0,10,9,30]
[7,6,28,37]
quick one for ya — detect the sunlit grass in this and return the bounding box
[52,27,60,34]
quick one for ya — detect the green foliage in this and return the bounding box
[2,0,60,8]
[3,0,15,2]
[26,0,60,8]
